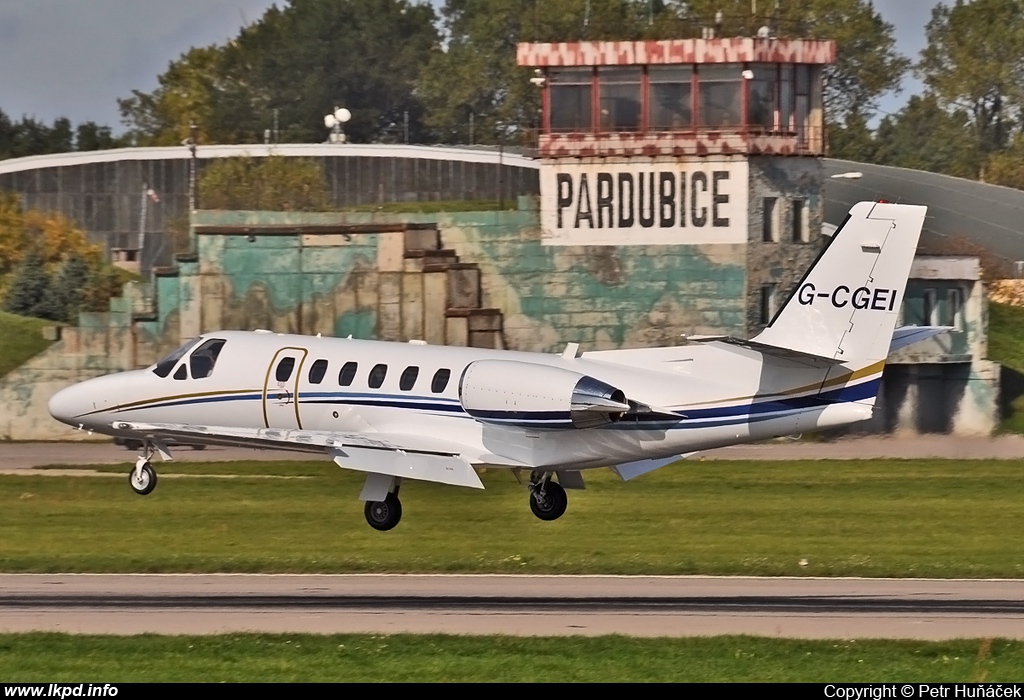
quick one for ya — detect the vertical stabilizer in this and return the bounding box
[753,202,926,363]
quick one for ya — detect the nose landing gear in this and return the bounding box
[129,442,162,495]
[130,454,157,495]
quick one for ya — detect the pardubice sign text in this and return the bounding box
[541,160,748,246]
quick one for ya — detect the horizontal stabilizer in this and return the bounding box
[684,335,844,365]
[889,325,952,353]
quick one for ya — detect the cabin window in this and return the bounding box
[431,368,451,393]
[173,364,188,380]
[308,359,328,384]
[368,364,388,389]
[152,338,201,378]
[399,366,419,391]
[338,361,357,386]
[275,357,295,383]
[189,339,225,379]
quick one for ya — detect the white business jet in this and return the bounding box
[49,201,939,531]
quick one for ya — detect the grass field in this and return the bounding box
[989,302,1024,433]
[5,458,1024,577]
[2,633,1024,682]
[0,311,53,379]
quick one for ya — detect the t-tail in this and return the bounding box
[753,201,927,364]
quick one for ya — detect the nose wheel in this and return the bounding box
[130,459,157,495]
[529,477,567,521]
[364,492,402,531]
[129,445,160,495]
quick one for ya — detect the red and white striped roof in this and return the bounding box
[517,38,835,67]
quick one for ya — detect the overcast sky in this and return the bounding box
[0,0,935,131]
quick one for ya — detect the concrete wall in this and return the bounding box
[2,175,1001,441]
[745,156,824,334]
[2,199,751,439]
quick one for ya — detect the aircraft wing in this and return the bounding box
[111,421,486,490]
[888,325,952,353]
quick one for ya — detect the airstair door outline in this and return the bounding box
[263,347,308,429]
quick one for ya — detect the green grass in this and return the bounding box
[1,633,1022,682]
[989,302,1024,373]
[0,311,53,379]
[989,302,1024,432]
[5,458,1024,576]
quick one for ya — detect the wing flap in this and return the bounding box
[112,421,485,489]
[332,446,483,490]
[609,453,694,481]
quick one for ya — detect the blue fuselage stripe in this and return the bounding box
[116,377,881,430]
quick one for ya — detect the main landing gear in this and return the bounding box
[129,443,159,496]
[528,472,567,521]
[364,492,403,531]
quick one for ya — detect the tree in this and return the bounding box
[982,134,1024,189]
[198,156,330,211]
[119,1,440,146]
[2,252,51,318]
[419,0,908,144]
[75,122,120,152]
[38,255,90,323]
[117,46,228,146]
[828,110,877,163]
[0,108,121,160]
[871,94,983,179]
[0,193,102,275]
[918,0,1024,159]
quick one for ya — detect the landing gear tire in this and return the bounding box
[530,480,567,521]
[364,492,402,531]
[130,461,157,496]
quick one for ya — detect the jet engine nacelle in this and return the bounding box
[459,359,629,430]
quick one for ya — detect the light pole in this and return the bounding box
[324,107,351,143]
[186,121,198,211]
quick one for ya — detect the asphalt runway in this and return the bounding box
[2,574,1024,639]
[5,434,1024,472]
[5,441,1024,640]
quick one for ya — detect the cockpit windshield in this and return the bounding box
[152,338,201,378]
[189,339,226,379]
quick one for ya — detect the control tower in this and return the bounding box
[518,37,836,334]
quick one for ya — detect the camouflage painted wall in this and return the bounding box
[128,202,747,357]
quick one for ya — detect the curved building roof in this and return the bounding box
[823,158,1024,264]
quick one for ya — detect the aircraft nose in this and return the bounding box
[48,381,95,427]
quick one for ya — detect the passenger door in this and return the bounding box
[263,347,308,429]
